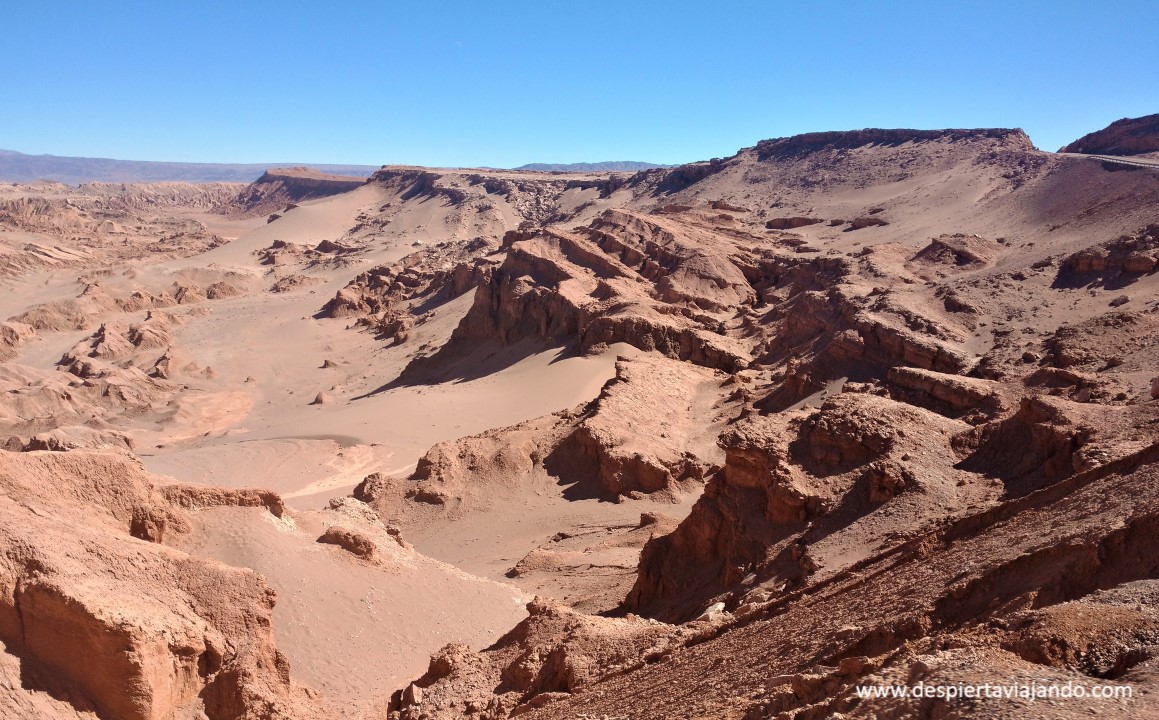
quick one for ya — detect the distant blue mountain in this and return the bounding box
[0,148,380,185]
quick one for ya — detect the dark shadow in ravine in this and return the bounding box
[352,339,580,399]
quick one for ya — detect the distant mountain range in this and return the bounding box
[514,161,668,172]
[0,148,380,185]
[0,148,671,185]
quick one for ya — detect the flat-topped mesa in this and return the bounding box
[233,167,367,215]
[754,127,1034,160]
[1059,113,1159,155]
[255,166,367,188]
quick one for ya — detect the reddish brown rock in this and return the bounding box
[0,321,35,362]
[0,451,323,720]
[317,526,379,562]
[408,210,757,375]
[1056,223,1159,285]
[846,216,890,230]
[765,216,822,229]
[887,366,1006,415]
[390,598,680,719]
[160,483,286,518]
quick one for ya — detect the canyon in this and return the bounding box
[3,116,1159,719]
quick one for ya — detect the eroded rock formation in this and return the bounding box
[0,451,324,720]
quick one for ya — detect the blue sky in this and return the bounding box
[2,1,1156,167]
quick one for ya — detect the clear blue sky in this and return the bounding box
[2,1,1156,167]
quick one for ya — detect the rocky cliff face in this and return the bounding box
[389,598,684,719]
[521,441,1159,720]
[1059,113,1159,155]
[0,451,326,720]
[233,167,367,216]
[404,209,768,376]
[317,238,497,344]
[625,392,975,621]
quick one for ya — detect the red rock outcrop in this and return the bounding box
[11,272,249,334]
[367,167,626,227]
[319,245,495,321]
[625,392,974,621]
[907,233,997,278]
[846,216,890,230]
[0,360,180,440]
[0,321,35,362]
[506,440,1159,720]
[160,483,287,518]
[1055,223,1159,286]
[1041,310,1159,385]
[759,286,971,396]
[0,451,324,720]
[564,356,727,498]
[410,210,755,374]
[390,598,681,720]
[886,366,1007,416]
[58,311,180,367]
[316,526,379,562]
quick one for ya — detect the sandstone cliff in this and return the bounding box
[0,451,327,720]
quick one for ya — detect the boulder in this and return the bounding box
[765,217,822,230]
[160,484,286,518]
[317,526,379,562]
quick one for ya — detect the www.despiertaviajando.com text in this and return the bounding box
[855,680,1133,702]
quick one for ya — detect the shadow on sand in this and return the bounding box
[353,338,581,399]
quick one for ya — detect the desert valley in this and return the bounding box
[2,114,1159,720]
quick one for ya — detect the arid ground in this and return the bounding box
[3,116,1159,720]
